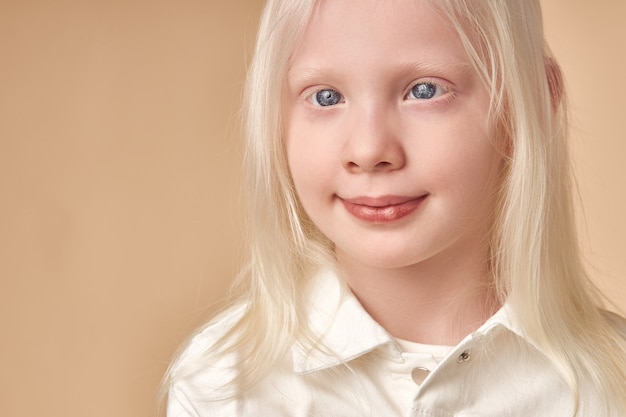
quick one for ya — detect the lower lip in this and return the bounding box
[340,196,427,224]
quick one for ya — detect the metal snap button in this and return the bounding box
[457,349,471,363]
[411,367,430,385]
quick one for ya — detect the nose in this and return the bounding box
[341,105,406,173]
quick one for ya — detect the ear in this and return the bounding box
[544,56,564,109]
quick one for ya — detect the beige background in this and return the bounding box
[0,1,624,416]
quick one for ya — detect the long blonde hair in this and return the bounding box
[168,0,626,413]
[432,1,626,414]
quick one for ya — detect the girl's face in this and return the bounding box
[285,0,503,271]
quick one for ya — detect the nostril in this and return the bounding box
[375,161,392,169]
[344,160,397,172]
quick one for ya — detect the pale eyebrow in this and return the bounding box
[288,61,474,84]
[395,60,475,78]
[286,66,337,93]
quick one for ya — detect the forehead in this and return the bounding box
[289,0,469,74]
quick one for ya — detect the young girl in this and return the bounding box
[166,0,626,415]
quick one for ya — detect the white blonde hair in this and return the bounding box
[432,1,626,414]
[167,0,626,413]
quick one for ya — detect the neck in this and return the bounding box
[337,247,499,346]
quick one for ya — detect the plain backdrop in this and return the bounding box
[0,1,624,416]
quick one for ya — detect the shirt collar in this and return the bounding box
[292,268,395,374]
[291,268,526,375]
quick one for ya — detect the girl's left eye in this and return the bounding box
[407,82,447,100]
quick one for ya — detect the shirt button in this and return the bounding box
[457,349,471,363]
[411,367,430,385]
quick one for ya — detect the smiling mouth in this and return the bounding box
[339,195,428,223]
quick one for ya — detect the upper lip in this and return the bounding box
[339,195,427,207]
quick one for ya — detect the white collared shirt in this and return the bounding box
[168,269,605,416]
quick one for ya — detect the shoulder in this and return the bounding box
[175,304,246,365]
[167,304,246,416]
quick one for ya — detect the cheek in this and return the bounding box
[423,125,502,203]
[285,120,333,204]
[457,143,500,182]
[285,117,307,186]
[452,145,502,215]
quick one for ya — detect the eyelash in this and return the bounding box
[304,80,454,107]
[405,81,452,101]
[306,88,344,107]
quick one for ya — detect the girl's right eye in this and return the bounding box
[309,89,343,107]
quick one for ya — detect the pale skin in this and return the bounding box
[285,0,503,346]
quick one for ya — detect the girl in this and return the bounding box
[166,0,626,415]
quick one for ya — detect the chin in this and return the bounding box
[345,247,425,270]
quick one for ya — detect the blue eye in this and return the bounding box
[408,82,442,100]
[313,89,343,106]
